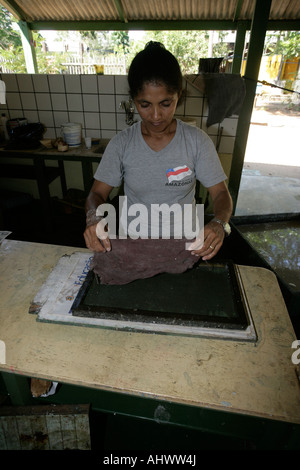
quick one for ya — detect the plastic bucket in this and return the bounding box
[62,122,82,147]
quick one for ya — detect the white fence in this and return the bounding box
[0,54,126,75]
[0,57,14,73]
[61,55,126,75]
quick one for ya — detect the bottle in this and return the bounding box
[1,113,9,141]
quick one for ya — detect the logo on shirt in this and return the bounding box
[166,165,192,183]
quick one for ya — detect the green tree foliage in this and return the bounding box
[0,6,21,49]
[126,30,230,73]
[1,8,298,77]
[265,31,300,58]
[79,31,114,55]
[0,5,25,72]
[35,36,68,74]
[0,6,68,73]
[111,31,130,54]
[57,30,130,57]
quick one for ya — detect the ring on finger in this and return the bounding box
[209,245,215,250]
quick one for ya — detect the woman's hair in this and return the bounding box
[128,41,183,98]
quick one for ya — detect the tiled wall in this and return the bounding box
[0,73,132,140]
[0,73,238,198]
[0,73,237,153]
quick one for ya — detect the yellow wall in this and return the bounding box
[281,57,300,81]
[242,55,299,84]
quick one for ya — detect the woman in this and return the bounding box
[84,42,232,261]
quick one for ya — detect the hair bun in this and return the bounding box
[128,41,182,99]
[144,41,165,51]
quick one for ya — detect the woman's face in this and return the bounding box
[134,82,181,133]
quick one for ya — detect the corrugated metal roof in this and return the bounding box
[1,0,300,24]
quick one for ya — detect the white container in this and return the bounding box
[85,136,92,149]
[180,117,197,127]
[62,122,82,148]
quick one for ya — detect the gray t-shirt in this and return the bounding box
[94,119,226,238]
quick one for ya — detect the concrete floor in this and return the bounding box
[235,106,300,216]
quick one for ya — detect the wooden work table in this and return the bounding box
[0,239,300,447]
[0,142,103,191]
[0,143,104,231]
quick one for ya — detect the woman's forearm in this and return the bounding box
[211,187,233,222]
[85,180,114,214]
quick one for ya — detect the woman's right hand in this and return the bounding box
[84,180,114,252]
[83,222,111,253]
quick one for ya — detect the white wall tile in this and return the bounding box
[1,74,18,92]
[53,111,69,127]
[101,129,117,139]
[83,94,99,112]
[6,92,22,109]
[201,118,236,136]
[201,119,219,135]
[186,82,204,97]
[64,75,81,93]
[115,75,128,94]
[203,99,209,116]
[117,94,131,113]
[38,110,54,127]
[20,92,37,110]
[35,93,51,110]
[218,136,235,154]
[84,112,100,129]
[100,112,116,130]
[49,75,65,93]
[68,111,84,126]
[17,74,34,92]
[84,128,101,139]
[32,74,49,92]
[185,97,203,116]
[116,113,128,131]
[43,127,57,139]
[8,109,25,119]
[98,75,114,94]
[220,117,238,135]
[67,93,83,111]
[99,94,115,112]
[51,93,67,111]
[81,75,98,94]
[175,101,185,115]
[24,110,39,122]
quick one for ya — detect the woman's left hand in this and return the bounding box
[188,220,225,261]
[188,181,232,260]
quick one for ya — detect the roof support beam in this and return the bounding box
[18,20,38,73]
[28,20,251,32]
[229,0,272,212]
[233,0,244,22]
[27,19,300,33]
[231,21,247,74]
[0,0,24,20]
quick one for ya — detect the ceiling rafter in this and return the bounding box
[0,0,25,20]
[233,0,244,22]
[113,0,128,23]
